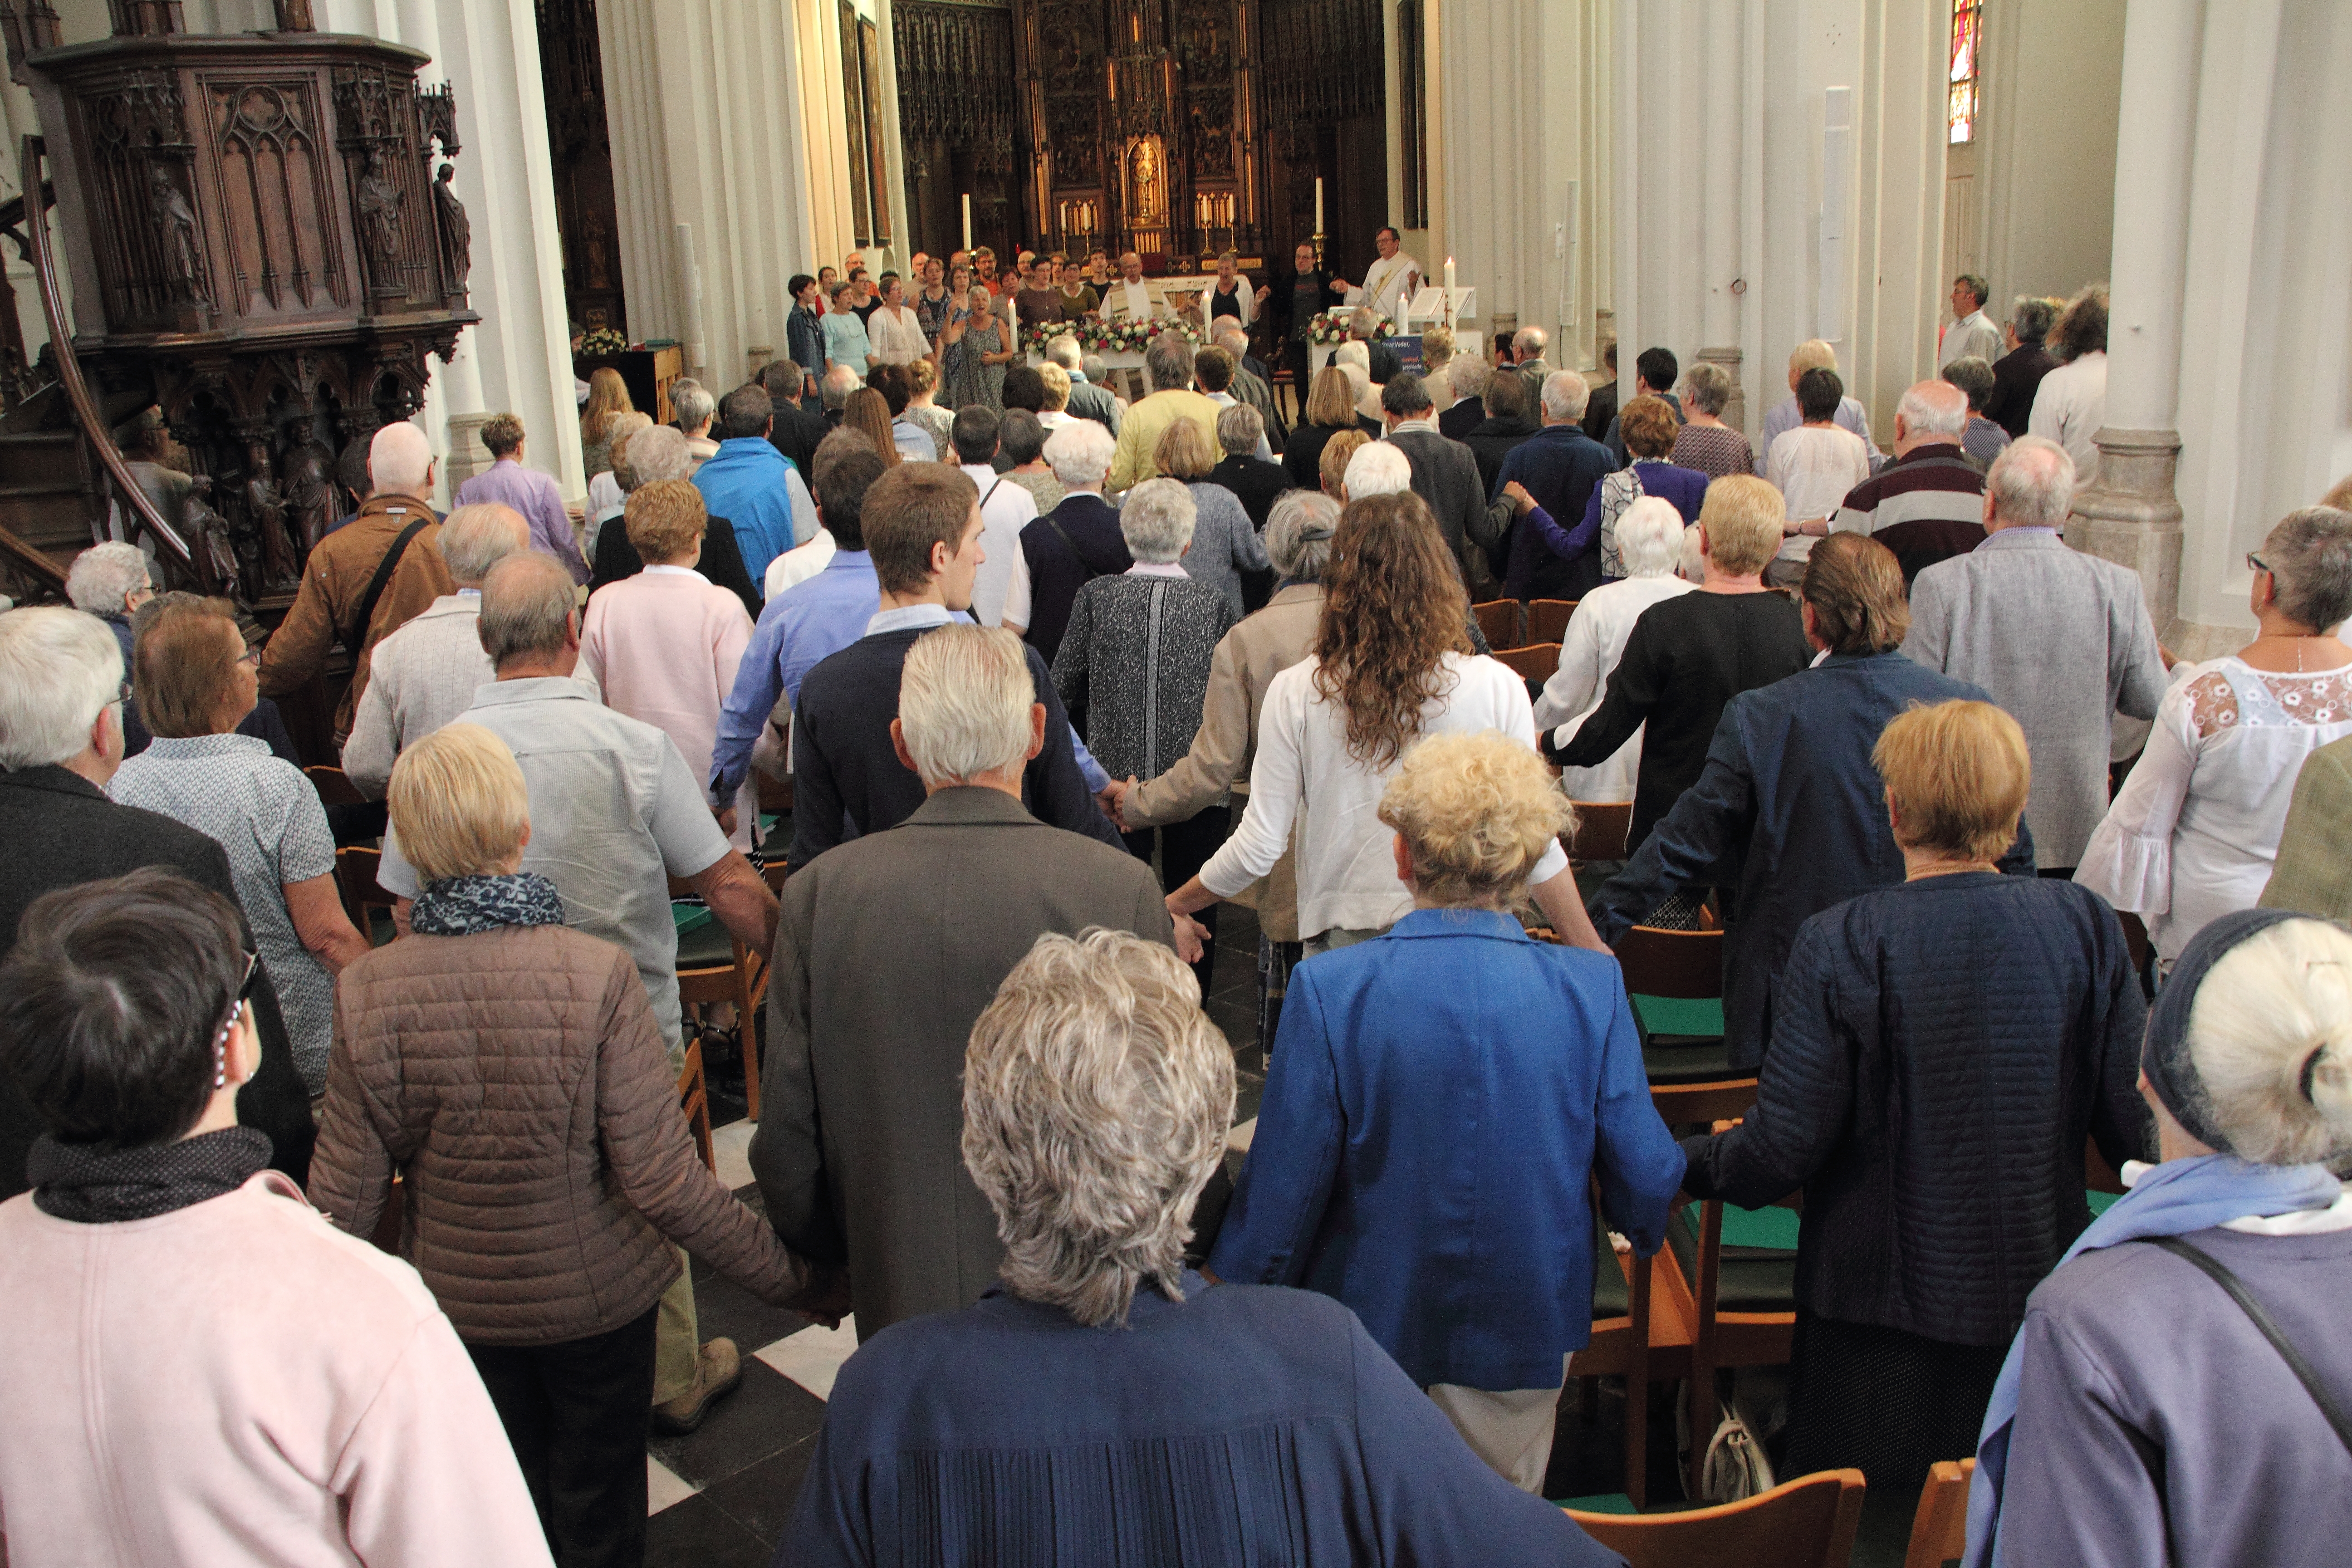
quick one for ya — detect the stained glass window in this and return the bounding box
[1949,0,1983,144]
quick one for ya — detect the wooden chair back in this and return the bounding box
[1617,924,1723,1000]
[335,846,400,945]
[1566,1468,1867,1568]
[756,770,794,818]
[305,764,366,807]
[1901,1459,1975,1568]
[676,1034,715,1173]
[1472,598,1523,650]
[1566,800,1632,862]
[668,875,771,1121]
[1528,598,1579,645]
[1496,641,1559,683]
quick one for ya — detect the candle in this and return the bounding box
[1445,255,1456,293]
[961,193,972,252]
[1314,177,1324,235]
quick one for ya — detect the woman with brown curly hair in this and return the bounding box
[1165,491,1609,954]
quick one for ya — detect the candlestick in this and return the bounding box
[961,193,973,252]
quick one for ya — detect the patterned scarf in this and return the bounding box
[29,1126,273,1223]
[410,872,567,937]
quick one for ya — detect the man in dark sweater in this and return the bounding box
[762,359,833,481]
[1380,374,1494,595]
[0,608,316,1198]
[788,464,1123,872]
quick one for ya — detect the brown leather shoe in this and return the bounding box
[651,1338,744,1435]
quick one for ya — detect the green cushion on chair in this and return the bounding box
[1590,1215,1629,1319]
[671,905,734,968]
[1555,1493,1639,1514]
[1668,1202,1798,1314]
[2087,1188,2122,1216]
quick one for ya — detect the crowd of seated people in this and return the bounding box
[3,292,2352,1568]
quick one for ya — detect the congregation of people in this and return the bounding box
[4,237,2352,1568]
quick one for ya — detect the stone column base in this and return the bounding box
[443,410,496,493]
[2066,426,2184,631]
[1695,345,1744,439]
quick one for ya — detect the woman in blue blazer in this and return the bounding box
[1209,730,1684,1492]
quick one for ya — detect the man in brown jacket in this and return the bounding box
[752,624,1180,1340]
[259,422,454,741]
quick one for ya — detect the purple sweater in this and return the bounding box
[455,458,588,585]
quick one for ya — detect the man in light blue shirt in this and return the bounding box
[711,444,888,805]
[693,382,818,591]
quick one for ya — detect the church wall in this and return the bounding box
[1613,0,1948,448]
[1972,0,2123,312]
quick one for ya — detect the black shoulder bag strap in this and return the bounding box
[1044,515,1106,584]
[2143,1235,2352,1456]
[347,516,431,654]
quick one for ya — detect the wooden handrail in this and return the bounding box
[0,514,64,591]
[16,134,208,590]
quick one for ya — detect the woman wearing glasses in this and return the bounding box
[0,869,554,1567]
[2079,506,2352,966]
[106,596,368,1096]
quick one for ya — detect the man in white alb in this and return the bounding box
[1102,251,1162,325]
[1337,227,1422,320]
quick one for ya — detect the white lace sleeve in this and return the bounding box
[2075,678,2199,916]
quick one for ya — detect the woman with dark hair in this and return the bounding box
[2028,283,2109,489]
[1982,294,2058,438]
[0,869,554,1567]
[1165,491,1607,953]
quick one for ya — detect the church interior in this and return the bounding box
[0,2,2349,1567]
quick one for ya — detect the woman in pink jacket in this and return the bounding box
[0,868,552,1568]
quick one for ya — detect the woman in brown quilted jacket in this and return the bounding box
[309,723,847,1568]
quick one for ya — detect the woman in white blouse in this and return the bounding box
[2078,506,2352,964]
[1164,491,1610,955]
[863,274,931,367]
[1764,367,1874,589]
[1533,498,1695,804]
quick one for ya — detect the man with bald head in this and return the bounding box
[1828,378,1987,583]
[1903,436,2167,874]
[259,421,456,741]
[339,501,531,797]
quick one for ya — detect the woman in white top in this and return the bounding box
[1166,491,1611,954]
[2028,285,2108,494]
[2078,505,2352,963]
[1534,498,1696,804]
[863,274,931,367]
[1764,367,1873,589]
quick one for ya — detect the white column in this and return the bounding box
[599,0,842,391]
[2065,0,2200,631]
[1695,0,1744,432]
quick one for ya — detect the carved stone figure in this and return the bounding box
[356,149,405,293]
[245,462,299,587]
[432,162,470,292]
[146,162,209,309]
[282,438,335,553]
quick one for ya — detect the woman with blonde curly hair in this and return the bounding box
[1166,490,1608,955]
[1209,729,1683,1492]
[577,367,634,479]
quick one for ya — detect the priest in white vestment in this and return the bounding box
[1339,227,1423,319]
[1103,251,1164,325]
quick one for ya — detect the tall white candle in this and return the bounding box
[1445,255,1456,293]
[961,193,973,252]
[1314,177,1324,235]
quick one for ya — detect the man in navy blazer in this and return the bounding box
[1588,535,2035,1070]
[1488,369,1619,599]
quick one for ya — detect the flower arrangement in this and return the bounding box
[575,326,630,356]
[1021,318,1200,357]
[1308,309,1391,346]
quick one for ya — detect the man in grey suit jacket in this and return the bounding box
[1380,372,1500,596]
[1904,437,2169,872]
[751,624,1181,1340]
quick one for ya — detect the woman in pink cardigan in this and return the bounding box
[0,869,551,1568]
[581,476,759,850]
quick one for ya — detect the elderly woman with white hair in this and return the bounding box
[670,378,720,468]
[2079,505,2352,965]
[1212,730,1684,1492]
[1054,478,1238,993]
[1003,419,1131,661]
[1113,490,1337,1043]
[1534,496,1698,803]
[1966,907,2352,1568]
[1210,400,1294,533]
[587,423,761,620]
[781,926,1624,1565]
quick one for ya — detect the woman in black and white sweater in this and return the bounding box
[1053,477,1237,994]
